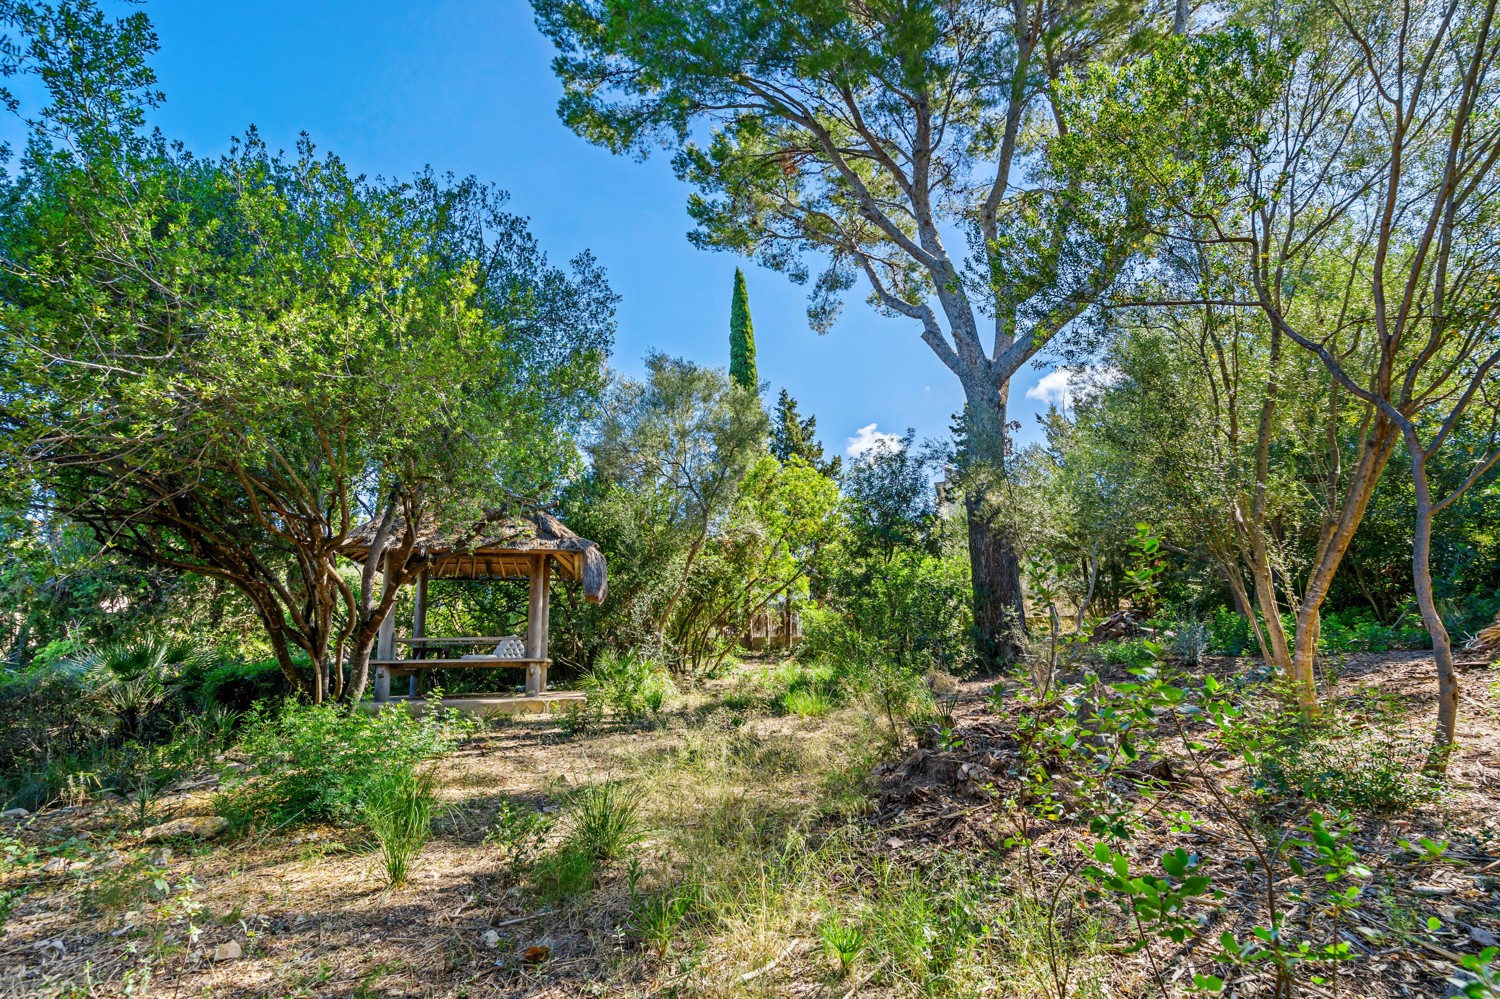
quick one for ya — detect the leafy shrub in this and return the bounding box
[29,638,85,671]
[579,649,675,725]
[185,656,287,711]
[217,698,473,828]
[1246,711,1438,811]
[0,664,108,809]
[485,799,554,885]
[799,545,975,679]
[1318,608,1429,654]
[365,766,437,887]
[1089,639,1156,670]
[1207,606,1254,656]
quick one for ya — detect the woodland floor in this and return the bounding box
[1,652,1498,998]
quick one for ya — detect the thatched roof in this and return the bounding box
[341,510,607,603]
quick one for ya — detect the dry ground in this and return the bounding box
[1,653,1498,998]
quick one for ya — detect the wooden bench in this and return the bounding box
[373,635,549,694]
[370,657,550,674]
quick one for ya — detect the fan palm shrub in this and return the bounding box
[65,637,213,741]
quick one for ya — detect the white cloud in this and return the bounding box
[1025,369,1077,406]
[1024,367,1121,409]
[846,422,904,460]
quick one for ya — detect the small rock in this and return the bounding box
[213,940,242,961]
[41,857,69,873]
[141,815,229,843]
[1471,925,1500,948]
[2,807,30,820]
[481,929,501,949]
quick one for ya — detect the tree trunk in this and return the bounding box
[1284,416,1398,713]
[967,492,1027,669]
[962,389,1026,671]
[1248,557,1293,674]
[1406,434,1458,773]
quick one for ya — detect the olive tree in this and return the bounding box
[1185,0,1500,750]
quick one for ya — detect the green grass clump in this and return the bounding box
[782,686,833,718]
[365,766,437,888]
[819,918,866,975]
[627,886,696,957]
[573,782,641,862]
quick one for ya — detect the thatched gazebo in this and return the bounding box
[341,510,607,702]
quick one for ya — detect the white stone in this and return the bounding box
[481,930,501,949]
[213,940,242,961]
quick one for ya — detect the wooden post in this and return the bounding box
[375,557,396,703]
[525,555,548,695]
[410,569,427,697]
[539,559,551,692]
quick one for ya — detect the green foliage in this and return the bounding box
[626,879,697,958]
[364,766,437,888]
[571,783,641,863]
[1453,947,1500,999]
[728,268,757,391]
[217,699,473,829]
[1169,620,1211,666]
[579,649,675,725]
[1207,608,1254,656]
[524,782,641,903]
[63,637,212,741]
[1317,608,1429,654]
[178,654,288,712]
[530,842,598,904]
[770,389,840,478]
[819,918,867,975]
[1084,637,1159,671]
[485,800,554,885]
[556,354,774,672]
[781,685,834,718]
[0,1,614,703]
[1245,711,1439,812]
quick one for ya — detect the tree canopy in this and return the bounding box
[0,0,616,700]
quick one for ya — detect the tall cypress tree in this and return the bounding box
[729,268,757,391]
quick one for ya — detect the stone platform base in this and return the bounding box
[362,691,585,718]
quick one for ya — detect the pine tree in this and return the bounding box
[729,268,757,391]
[770,389,840,478]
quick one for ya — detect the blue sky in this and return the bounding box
[137,0,1063,457]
